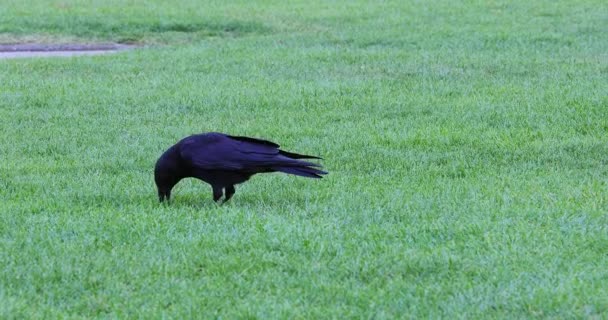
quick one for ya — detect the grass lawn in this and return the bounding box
[1,0,607,318]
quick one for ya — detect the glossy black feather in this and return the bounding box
[154,132,327,203]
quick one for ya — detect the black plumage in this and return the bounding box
[154,132,327,203]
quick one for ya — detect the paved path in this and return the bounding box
[0,43,135,59]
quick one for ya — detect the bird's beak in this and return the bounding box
[158,191,170,203]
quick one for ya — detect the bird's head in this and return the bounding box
[154,147,181,203]
[154,168,175,203]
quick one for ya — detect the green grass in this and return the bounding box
[1,0,607,318]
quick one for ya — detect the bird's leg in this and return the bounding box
[223,185,236,203]
[212,186,223,203]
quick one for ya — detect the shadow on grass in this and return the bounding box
[65,192,299,213]
[165,189,320,213]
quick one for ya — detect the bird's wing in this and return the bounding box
[179,133,283,170]
[226,134,280,149]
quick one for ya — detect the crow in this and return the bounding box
[154,132,327,203]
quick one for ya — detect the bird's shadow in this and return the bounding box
[165,195,223,210]
[69,192,222,212]
[166,190,314,211]
[66,182,318,212]
[167,194,275,209]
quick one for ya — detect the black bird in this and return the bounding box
[154,132,327,203]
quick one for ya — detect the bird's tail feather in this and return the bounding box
[279,150,323,160]
[273,166,327,179]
